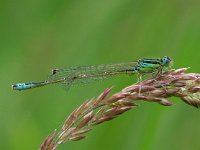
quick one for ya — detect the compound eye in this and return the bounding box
[163,56,168,62]
[162,56,171,66]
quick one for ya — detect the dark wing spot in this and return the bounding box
[52,69,59,75]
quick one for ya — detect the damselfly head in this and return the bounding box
[161,56,172,67]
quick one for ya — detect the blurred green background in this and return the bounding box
[1,0,200,149]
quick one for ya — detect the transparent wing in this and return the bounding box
[48,62,137,88]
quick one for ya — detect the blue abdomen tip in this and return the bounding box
[12,82,35,90]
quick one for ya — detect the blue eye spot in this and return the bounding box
[161,56,171,66]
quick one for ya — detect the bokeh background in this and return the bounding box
[1,0,200,150]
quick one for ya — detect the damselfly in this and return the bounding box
[12,56,172,91]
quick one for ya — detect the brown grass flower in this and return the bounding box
[40,68,200,150]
